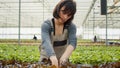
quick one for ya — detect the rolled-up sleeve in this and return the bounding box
[41,21,55,57]
[68,23,77,49]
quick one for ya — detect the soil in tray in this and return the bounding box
[0,62,120,68]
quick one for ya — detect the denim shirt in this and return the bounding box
[41,19,77,57]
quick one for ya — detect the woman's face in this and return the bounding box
[58,6,72,23]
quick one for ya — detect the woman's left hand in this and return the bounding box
[59,58,67,66]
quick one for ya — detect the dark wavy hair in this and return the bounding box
[53,0,76,23]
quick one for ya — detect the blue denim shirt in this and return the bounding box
[41,19,77,57]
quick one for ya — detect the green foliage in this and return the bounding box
[0,44,120,65]
[0,44,40,63]
[70,46,120,65]
[0,39,40,43]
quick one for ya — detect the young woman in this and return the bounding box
[40,0,77,67]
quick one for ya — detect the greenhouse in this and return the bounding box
[0,0,120,68]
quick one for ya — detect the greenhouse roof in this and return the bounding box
[0,0,120,28]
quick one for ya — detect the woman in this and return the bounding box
[40,0,77,67]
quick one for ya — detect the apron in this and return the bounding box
[40,19,69,64]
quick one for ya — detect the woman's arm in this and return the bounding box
[41,21,55,57]
[60,23,77,64]
[41,21,59,68]
[68,23,77,49]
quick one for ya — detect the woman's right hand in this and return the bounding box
[50,56,58,68]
